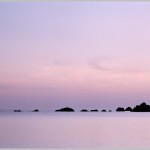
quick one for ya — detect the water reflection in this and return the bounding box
[0,112,149,148]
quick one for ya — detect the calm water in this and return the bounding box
[0,112,150,148]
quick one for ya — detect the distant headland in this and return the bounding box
[116,102,150,112]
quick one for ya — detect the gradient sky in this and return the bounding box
[0,2,150,110]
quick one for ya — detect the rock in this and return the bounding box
[116,107,124,111]
[55,107,75,112]
[108,110,112,112]
[101,109,106,112]
[132,102,150,112]
[90,109,98,112]
[14,110,21,112]
[33,109,39,112]
[80,109,89,112]
[125,107,132,111]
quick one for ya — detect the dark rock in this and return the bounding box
[116,107,124,111]
[33,109,39,112]
[90,109,98,112]
[108,110,112,112]
[125,107,132,111]
[14,110,21,112]
[55,107,74,112]
[132,102,150,112]
[80,109,89,112]
[101,109,106,112]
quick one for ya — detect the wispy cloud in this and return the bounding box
[89,56,148,74]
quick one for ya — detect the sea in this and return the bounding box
[0,111,150,149]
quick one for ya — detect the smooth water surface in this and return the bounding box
[0,112,150,148]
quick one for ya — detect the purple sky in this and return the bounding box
[0,2,150,110]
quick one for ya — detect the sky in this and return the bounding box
[0,2,150,110]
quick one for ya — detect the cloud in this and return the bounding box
[89,57,148,74]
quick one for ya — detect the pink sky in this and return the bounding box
[0,2,150,109]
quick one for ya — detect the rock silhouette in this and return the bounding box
[33,109,39,112]
[125,107,132,111]
[90,109,98,112]
[101,109,106,112]
[116,107,124,111]
[14,110,21,112]
[55,107,74,112]
[132,102,150,112]
[109,110,112,112]
[80,109,89,112]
